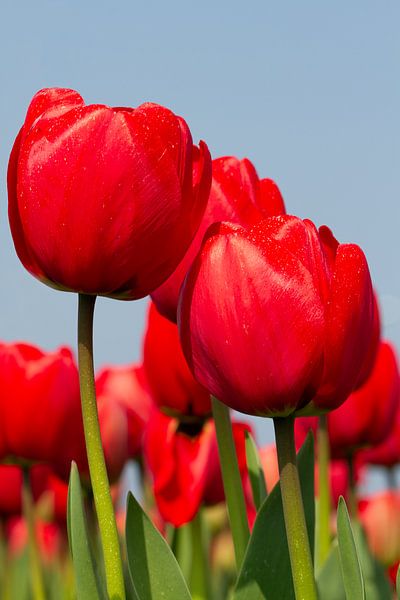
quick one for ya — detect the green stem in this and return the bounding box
[77,294,125,600]
[211,396,249,569]
[22,468,46,600]
[190,511,211,600]
[316,414,331,572]
[1,519,13,600]
[274,416,317,600]
[171,525,192,584]
[347,454,357,519]
[387,466,397,490]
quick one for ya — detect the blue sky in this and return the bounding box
[1,2,399,475]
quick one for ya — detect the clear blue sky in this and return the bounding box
[1,2,399,480]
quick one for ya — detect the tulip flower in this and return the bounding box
[0,342,87,479]
[96,364,153,482]
[8,88,212,599]
[6,516,62,564]
[298,341,400,459]
[359,402,400,469]
[179,216,375,417]
[388,562,400,586]
[359,491,400,567]
[179,215,375,597]
[152,155,285,321]
[39,471,69,523]
[144,407,251,527]
[143,302,211,417]
[0,465,49,517]
[8,87,211,299]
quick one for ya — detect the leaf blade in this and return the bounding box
[337,497,365,600]
[67,463,103,600]
[233,432,315,600]
[125,492,191,600]
[245,431,267,510]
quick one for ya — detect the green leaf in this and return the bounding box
[337,497,365,600]
[318,523,392,600]
[352,521,392,600]
[125,492,191,600]
[170,524,192,584]
[233,432,315,600]
[67,462,103,600]
[245,431,267,510]
[317,543,346,600]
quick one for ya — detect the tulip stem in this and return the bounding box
[316,414,331,573]
[387,467,397,490]
[190,510,211,600]
[274,416,317,600]
[211,396,249,569]
[347,454,357,519]
[77,294,125,600]
[22,468,46,600]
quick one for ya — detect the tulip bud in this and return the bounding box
[179,216,375,417]
[143,302,211,417]
[144,406,251,527]
[8,88,211,299]
[152,156,285,321]
[0,465,48,517]
[298,341,400,458]
[0,342,87,479]
[359,402,400,468]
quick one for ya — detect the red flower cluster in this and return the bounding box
[5,86,399,596]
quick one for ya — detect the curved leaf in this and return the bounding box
[67,462,103,600]
[337,497,365,600]
[125,492,191,600]
[245,431,267,510]
[233,432,315,600]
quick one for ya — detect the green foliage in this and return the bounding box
[67,462,104,600]
[318,519,392,600]
[233,433,315,600]
[245,431,267,510]
[337,498,365,600]
[125,492,191,600]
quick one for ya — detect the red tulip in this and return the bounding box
[359,491,400,567]
[359,402,400,468]
[144,407,251,526]
[0,342,87,479]
[40,471,69,523]
[6,516,62,563]
[317,341,399,458]
[8,88,211,299]
[0,465,48,516]
[179,216,375,416]
[96,364,153,482]
[143,302,211,417]
[388,561,399,586]
[152,156,285,321]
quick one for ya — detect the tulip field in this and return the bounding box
[1,86,400,600]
